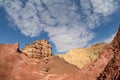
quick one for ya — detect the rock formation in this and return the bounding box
[63,26,120,80]
[21,40,79,75]
[0,26,120,80]
[97,27,120,80]
[58,43,107,68]
[22,40,53,59]
[0,43,66,80]
[0,40,79,80]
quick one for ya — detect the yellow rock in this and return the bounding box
[58,43,108,69]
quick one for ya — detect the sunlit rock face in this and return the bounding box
[22,40,53,59]
[58,43,108,69]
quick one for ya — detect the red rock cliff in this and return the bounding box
[97,27,120,80]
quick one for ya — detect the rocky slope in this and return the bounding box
[58,43,107,68]
[97,27,120,80]
[0,40,79,80]
[0,43,64,80]
[63,26,120,80]
[22,40,79,75]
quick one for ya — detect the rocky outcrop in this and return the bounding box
[0,43,62,80]
[22,40,53,59]
[58,43,107,68]
[97,27,120,80]
[21,40,79,75]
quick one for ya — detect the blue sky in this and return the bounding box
[0,0,120,54]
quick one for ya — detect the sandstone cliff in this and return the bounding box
[58,43,107,68]
[22,40,53,59]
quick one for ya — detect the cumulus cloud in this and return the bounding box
[0,0,120,52]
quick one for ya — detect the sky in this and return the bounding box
[0,0,120,54]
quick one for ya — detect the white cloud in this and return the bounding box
[3,0,42,37]
[45,26,94,52]
[0,0,120,52]
[91,0,119,16]
[104,33,116,43]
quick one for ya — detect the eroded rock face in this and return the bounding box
[22,40,53,59]
[97,27,120,80]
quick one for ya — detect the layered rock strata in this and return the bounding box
[22,40,53,59]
